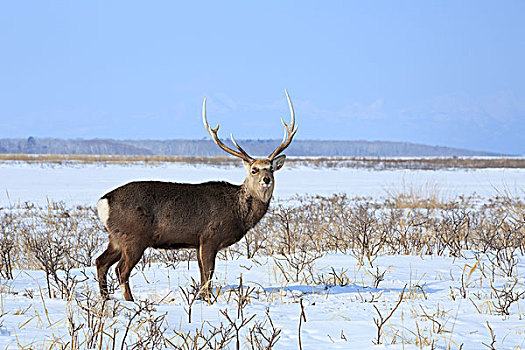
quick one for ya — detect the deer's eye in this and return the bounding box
[251,168,258,174]
[270,166,274,172]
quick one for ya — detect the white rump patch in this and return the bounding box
[97,198,110,229]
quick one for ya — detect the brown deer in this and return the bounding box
[95,91,297,301]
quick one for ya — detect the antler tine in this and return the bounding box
[268,89,298,160]
[230,133,253,160]
[202,98,254,163]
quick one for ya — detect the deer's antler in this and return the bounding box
[267,89,298,160]
[202,98,254,163]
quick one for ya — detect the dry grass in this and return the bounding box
[1,191,524,348]
[0,153,236,166]
[1,153,524,169]
[2,192,524,277]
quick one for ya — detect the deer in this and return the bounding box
[95,90,297,301]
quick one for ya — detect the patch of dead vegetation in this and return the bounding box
[1,153,524,169]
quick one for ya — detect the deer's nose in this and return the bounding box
[263,177,271,184]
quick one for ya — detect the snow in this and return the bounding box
[0,161,524,348]
[1,254,525,349]
[1,162,524,206]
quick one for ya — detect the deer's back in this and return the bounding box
[99,181,242,249]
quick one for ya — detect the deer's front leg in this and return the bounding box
[197,242,218,298]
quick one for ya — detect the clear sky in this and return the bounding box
[1,1,524,154]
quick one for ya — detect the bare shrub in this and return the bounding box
[312,267,353,288]
[274,250,323,283]
[346,203,384,266]
[2,192,525,303]
[490,279,525,316]
[224,275,256,319]
[122,301,174,349]
[22,223,78,299]
[372,285,407,345]
[0,213,15,279]
[247,308,281,350]
[137,248,188,271]
[436,208,471,257]
[179,278,201,323]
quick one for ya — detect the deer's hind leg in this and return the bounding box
[115,240,147,302]
[95,239,122,298]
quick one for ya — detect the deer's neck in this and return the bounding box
[237,185,271,231]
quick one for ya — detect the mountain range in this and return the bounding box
[0,137,504,157]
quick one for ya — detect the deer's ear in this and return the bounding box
[272,155,286,171]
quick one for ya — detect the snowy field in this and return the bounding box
[2,254,524,349]
[0,161,524,349]
[1,161,524,206]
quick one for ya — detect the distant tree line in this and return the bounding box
[0,137,502,157]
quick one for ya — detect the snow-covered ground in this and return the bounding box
[1,253,525,349]
[1,162,524,206]
[0,161,524,349]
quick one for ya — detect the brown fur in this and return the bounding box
[95,155,286,301]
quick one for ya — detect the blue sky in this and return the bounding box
[1,1,524,154]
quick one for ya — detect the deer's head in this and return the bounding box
[203,90,297,202]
